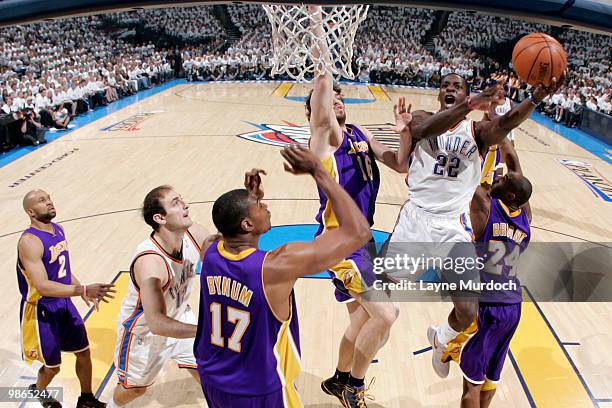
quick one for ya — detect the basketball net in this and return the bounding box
[262,4,369,82]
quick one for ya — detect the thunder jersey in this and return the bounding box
[408,118,481,214]
[495,97,514,139]
[117,231,200,336]
[17,223,71,305]
[478,198,530,304]
[315,124,380,235]
[195,241,301,402]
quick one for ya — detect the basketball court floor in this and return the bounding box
[0,81,610,407]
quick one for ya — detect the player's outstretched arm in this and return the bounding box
[19,234,115,300]
[308,5,342,156]
[498,138,522,175]
[499,140,533,222]
[475,74,565,148]
[365,96,413,173]
[265,147,371,282]
[411,85,500,141]
[135,255,197,338]
[470,186,490,241]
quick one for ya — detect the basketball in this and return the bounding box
[512,33,567,87]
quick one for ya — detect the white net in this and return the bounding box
[262,4,369,82]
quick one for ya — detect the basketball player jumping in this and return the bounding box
[17,189,115,408]
[458,160,532,408]
[387,72,563,378]
[306,6,413,407]
[108,186,209,408]
[195,146,372,407]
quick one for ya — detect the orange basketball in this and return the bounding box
[512,33,567,87]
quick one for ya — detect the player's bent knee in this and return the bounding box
[377,303,398,329]
[454,301,478,325]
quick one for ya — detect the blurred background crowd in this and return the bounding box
[1,5,610,152]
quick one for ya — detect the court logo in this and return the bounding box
[238,121,398,148]
[101,110,163,132]
[238,121,309,147]
[558,159,612,202]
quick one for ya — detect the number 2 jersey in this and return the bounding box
[315,124,380,235]
[478,198,531,304]
[408,118,481,215]
[195,240,301,402]
[17,222,71,305]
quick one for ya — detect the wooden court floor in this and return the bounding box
[0,82,610,407]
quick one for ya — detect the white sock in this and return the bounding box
[107,397,122,408]
[436,322,460,346]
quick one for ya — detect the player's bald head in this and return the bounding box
[491,172,532,207]
[23,189,48,211]
[22,189,56,222]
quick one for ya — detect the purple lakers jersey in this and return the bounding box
[315,125,380,235]
[478,198,530,304]
[195,240,301,402]
[17,223,71,304]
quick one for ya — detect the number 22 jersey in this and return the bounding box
[408,118,482,215]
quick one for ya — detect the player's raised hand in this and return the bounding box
[85,283,116,311]
[281,145,322,175]
[244,168,267,200]
[468,84,500,111]
[532,70,567,103]
[392,96,412,134]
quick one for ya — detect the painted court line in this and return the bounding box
[368,85,391,101]
[510,287,595,407]
[54,271,128,399]
[272,82,293,97]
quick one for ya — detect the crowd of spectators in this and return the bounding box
[0,16,179,152]
[107,6,224,43]
[181,5,272,81]
[432,10,611,128]
[2,5,610,153]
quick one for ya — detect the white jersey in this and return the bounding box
[117,231,200,336]
[494,97,515,140]
[408,118,482,215]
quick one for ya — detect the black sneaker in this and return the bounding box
[321,376,347,407]
[76,394,106,408]
[28,384,62,408]
[342,379,375,408]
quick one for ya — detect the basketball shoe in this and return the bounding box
[321,376,347,407]
[29,384,62,408]
[76,394,106,408]
[427,326,450,378]
[342,378,374,408]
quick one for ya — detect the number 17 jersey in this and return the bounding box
[408,118,481,215]
[195,240,301,402]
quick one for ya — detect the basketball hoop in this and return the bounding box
[262,4,369,82]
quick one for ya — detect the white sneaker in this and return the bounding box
[67,124,76,129]
[427,326,450,378]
